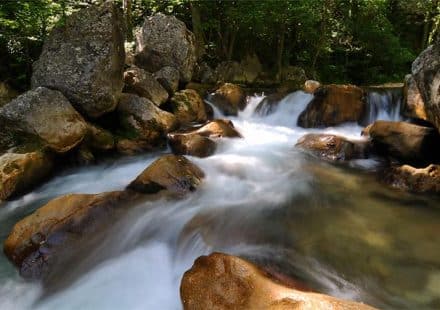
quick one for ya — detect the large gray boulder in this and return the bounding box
[411,42,440,132]
[31,2,125,118]
[0,87,88,153]
[134,13,196,83]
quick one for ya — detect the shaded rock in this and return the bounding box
[192,62,216,84]
[194,119,242,138]
[31,2,125,117]
[168,133,216,158]
[3,191,134,278]
[154,66,180,95]
[210,83,247,116]
[0,87,87,153]
[296,134,369,162]
[403,75,427,121]
[124,66,168,106]
[180,252,376,310]
[128,154,204,196]
[303,80,321,94]
[411,42,440,132]
[362,120,440,165]
[255,93,287,116]
[170,89,208,124]
[185,82,213,98]
[298,84,365,128]
[84,124,115,152]
[384,164,440,194]
[0,151,52,201]
[0,82,18,107]
[135,13,196,82]
[117,93,178,146]
[116,138,154,155]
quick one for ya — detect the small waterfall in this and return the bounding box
[362,88,403,125]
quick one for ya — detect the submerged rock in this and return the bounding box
[31,2,125,117]
[362,120,440,165]
[135,13,196,82]
[298,84,365,128]
[180,252,376,310]
[0,87,87,152]
[128,154,204,196]
[168,133,216,158]
[384,164,440,194]
[210,83,247,116]
[124,66,168,106]
[0,151,52,201]
[170,89,208,124]
[296,133,369,162]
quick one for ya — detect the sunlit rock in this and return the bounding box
[170,89,208,124]
[384,164,440,193]
[210,83,247,116]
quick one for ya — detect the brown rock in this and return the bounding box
[210,83,247,116]
[303,80,321,94]
[170,89,208,124]
[195,119,242,138]
[255,93,287,116]
[403,75,427,121]
[128,154,204,195]
[0,151,52,201]
[384,164,440,194]
[124,66,169,106]
[116,138,154,155]
[84,123,115,151]
[185,82,213,98]
[296,134,369,162]
[298,84,365,128]
[168,133,216,158]
[362,121,440,165]
[180,252,376,310]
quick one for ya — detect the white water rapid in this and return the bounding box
[0,91,438,310]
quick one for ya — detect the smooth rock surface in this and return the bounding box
[210,83,247,116]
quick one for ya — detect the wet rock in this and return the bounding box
[210,83,247,116]
[180,252,376,310]
[117,93,178,147]
[124,66,168,106]
[298,84,365,128]
[411,42,440,132]
[362,120,440,165]
[135,13,196,83]
[255,93,287,116]
[0,87,87,153]
[403,75,427,121]
[170,89,208,124]
[154,66,180,95]
[128,154,204,196]
[303,80,321,94]
[0,82,18,107]
[31,2,125,117]
[83,123,115,152]
[3,191,133,278]
[168,133,216,158]
[296,134,369,162]
[194,119,242,138]
[384,164,440,194]
[0,151,52,201]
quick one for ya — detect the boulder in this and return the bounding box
[192,62,216,84]
[135,13,196,83]
[116,138,153,155]
[117,94,178,146]
[384,164,440,194]
[184,83,213,98]
[128,154,204,196]
[83,123,115,152]
[210,83,247,116]
[123,66,168,106]
[194,119,242,138]
[296,134,369,162]
[3,191,133,278]
[411,42,440,132]
[255,93,287,116]
[168,133,216,158]
[31,2,125,117]
[154,66,180,95]
[170,89,208,124]
[362,120,440,165]
[180,252,376,310]
[298,84,365,128]
[0,82,18,106]
[0,87,87,152]
[303,80,321,94]
[403,75,427,121]
[0,151,52,201]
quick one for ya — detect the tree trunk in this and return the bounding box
[276,26,285,81]
[227,29,238,61]
[123,0,133,41]
[190,1,205,59]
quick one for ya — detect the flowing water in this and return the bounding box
[0,91,439,309]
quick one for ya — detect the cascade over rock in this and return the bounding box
[180,252,376,310]
[31,2,125,118]
[0,87,87,153]
[135,13,196,83]
[210,83,247,116]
